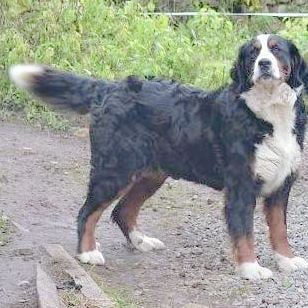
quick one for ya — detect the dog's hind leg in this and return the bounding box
[111,172,167,252]
[77,176,132,265]
[77,202,107,265]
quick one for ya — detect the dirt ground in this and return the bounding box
[1,120,308,308]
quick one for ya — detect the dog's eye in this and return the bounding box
[251,47,258,54]
[271,44,280,52]
[250,46,259,58]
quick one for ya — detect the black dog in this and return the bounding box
[10,34,307,280]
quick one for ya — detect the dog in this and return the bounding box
[9,34,308,280]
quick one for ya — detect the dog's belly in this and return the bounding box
[255,133,301,196]
[162,146,225,190]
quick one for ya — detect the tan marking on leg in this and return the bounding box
[264,204,293,258]
[233,236,256,264]
[79,183,133,253]
[80,207,104,252]
[117,173,167,232]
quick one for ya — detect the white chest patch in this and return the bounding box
[241,81,301,196]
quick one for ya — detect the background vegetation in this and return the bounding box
[1,0,307,129]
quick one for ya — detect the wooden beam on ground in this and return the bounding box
[44,244,114,308]
[36,265,61,308]
[184,304,209,308]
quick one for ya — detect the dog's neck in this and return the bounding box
[240,81,297,128]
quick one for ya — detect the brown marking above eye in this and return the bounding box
[253,40,261,50]
[268,39,279,50]
[250,41,261,55]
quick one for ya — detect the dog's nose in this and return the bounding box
[258,59,271,69]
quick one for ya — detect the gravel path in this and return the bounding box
[0,121,308,307]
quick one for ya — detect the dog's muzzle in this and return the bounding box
[257,58,273,80]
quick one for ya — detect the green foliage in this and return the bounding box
[242,0,261,11]
[280,18,308,59]
[0,1,307,129]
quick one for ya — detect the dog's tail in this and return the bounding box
[9,64,103,113]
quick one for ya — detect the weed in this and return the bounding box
[0,214,9,246]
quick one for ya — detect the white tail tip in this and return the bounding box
[9,64,44,89]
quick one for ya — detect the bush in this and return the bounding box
[280,18,308,58]
[1,1,307,128]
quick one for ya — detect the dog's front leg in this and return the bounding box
[264,176,308,272]
[225,191,273,280]
[224,171,273,280]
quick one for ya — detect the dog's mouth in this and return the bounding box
[258,72,273,80]
[251,70,284,92]
[254,72,282,85]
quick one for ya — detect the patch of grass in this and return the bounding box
[90,270,137,308]
[1,1,307,129]
[102,286,137,308]
[24,102,70,131]
[0,214,9,246]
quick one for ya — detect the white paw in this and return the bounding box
[77,249,105,265]
[274,253,308,272]
[236,261,273,280]
[129,230,165,252]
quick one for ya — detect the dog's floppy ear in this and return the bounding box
[288,40,307,92]
[230,42,251,93]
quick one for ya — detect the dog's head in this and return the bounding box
[231,34,307,93]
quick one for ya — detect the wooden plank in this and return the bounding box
[184,304,209,308]
[36,264,61,308]
[44,244,114,308]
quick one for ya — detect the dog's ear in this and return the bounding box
[288,40,307,92]
[230,43,251,93]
